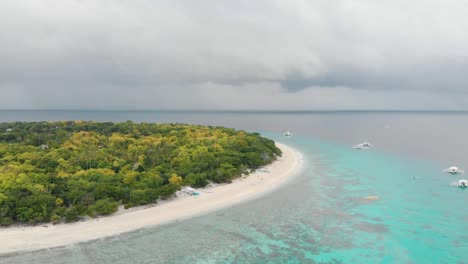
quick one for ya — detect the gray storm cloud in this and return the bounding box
[1,0,468,110]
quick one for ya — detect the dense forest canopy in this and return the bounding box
[0,121,281,225]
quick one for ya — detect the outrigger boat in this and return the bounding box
[443,166,464,174]
[458,179,467,188]
[353,140,373,150]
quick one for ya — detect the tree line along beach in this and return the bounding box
[0,121,303,254]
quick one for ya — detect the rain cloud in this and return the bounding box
[1,0,467,110]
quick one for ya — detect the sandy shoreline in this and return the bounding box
[0,142,303,255]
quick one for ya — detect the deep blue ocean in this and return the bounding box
[0,110,467,263]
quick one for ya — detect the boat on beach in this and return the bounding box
[180,187,199,196]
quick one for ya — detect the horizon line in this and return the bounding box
[1,109,468,113]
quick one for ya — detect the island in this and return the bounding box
[0,121,302,254]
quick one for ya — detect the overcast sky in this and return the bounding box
[1,0,468,110]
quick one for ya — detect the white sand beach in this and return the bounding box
[0,143,303,255]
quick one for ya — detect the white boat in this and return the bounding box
[283,131,293,137]
[353,140,373,149]
[181,187,199,195]
[443,166,464,174]
[458,179,467,188]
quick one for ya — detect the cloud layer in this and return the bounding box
[1,0,468,110]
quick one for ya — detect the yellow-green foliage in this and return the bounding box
[168,173,183,186]
[0,121,281,225]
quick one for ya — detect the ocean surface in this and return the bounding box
[0,110,467,263]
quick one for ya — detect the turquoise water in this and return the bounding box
[0,111,467,263]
